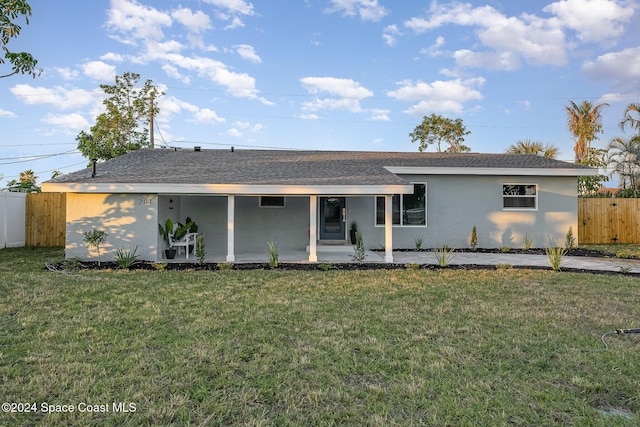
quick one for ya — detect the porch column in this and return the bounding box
[226,195,235,262]
[385,194,393,263]
[309,195,317,262]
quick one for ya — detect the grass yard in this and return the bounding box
[581,243,640,259]
[1,247,640,426]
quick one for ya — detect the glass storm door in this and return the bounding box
[319,197,346,240]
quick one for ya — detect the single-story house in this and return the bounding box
[42,148,597,263]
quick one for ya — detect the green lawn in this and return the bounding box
[581,243,640,259]
[2,247,640,426]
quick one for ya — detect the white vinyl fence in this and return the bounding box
[0,192,26,248]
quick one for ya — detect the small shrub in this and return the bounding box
[266,241,279,268]
[83,228,108,266]
[500,246,511,253]
[152,262,167,271]
[195,234,206,265]
[619,266,631,274]
[318,262,333,271]
[617,252,633,259]
[113,245,139,269]
[64,257,83,271]
[352,231,366,264]
[217,262,233,271]
[414,236,423,251]
[523,234,533,250]
[433,245,455,267]
[565,227,576,250]
[470,225,478,250]
[545,246,567,271]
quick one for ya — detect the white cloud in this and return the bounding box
[368,109,391,121]
[382,25,401,47]
[204,0,254,28]
[193,108,226,124]
[302,97,365,113]
[163,53,271,104]
[403,2,567,70]
[224,15,245,29]
[227,128,243,137]
[204,0,255,16]
[10,85,99,110]
[171,7,212,33]
[299,113,319,120]
[54,67,79,80]
[107,0,172,43]
[162,64,190,84]
[326,0,388,21]
[597,92,629,105]
[0,108,16,118]
[420,36,446,57]
[543,0,633,44]
[100,52,125,62]
[43,113,90,133]
[300,77,373,113]
[157,96,226,125]
[300,77,373,98]
[518,100,532,110]
[82,61,117,81]
[235,44,261,63]
[387,77,485,114]
[583,46,640,89]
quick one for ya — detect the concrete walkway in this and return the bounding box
[202,246,640,274]
[391,251,640,274]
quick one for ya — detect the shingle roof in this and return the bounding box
[48,148,594,186]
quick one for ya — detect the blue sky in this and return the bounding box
[1,0,639,187]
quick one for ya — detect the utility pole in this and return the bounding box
[149,91,155,148]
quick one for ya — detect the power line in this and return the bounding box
[0,150,80,165]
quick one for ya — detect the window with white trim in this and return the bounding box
[502,184,537,210]
[376,183,426,226]
[259,196,286,208]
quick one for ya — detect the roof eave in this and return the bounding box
[384,166,599,176]
[41,182,415,195]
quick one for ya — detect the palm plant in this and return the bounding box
[607,135,640,196]
[505,139,559,159]
[566,100,608,163]
[620,103,640,133]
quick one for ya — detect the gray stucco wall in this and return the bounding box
[66,174,578,261]
[350,175,578,250]
[66,193,158,261]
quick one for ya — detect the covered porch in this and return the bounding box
[158,191,406,263]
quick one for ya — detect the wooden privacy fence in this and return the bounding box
[578,198,640,244]
[26,192,66,247]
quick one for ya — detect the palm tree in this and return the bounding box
[620,103,640,133]
[566,100,608,163]
[607,135,640,196]
[505,139,559,158]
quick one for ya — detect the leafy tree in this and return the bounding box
[578,148,609,197]
[409,114,471,153]
[505,139,558,159]
[565,100,608,163]
[76,72,163,161]
[4,168,40,192]
[1,0,41,78]
[83,228,108,266]
[607,135,640,197]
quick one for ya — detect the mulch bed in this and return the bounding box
[49,247,640,277]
